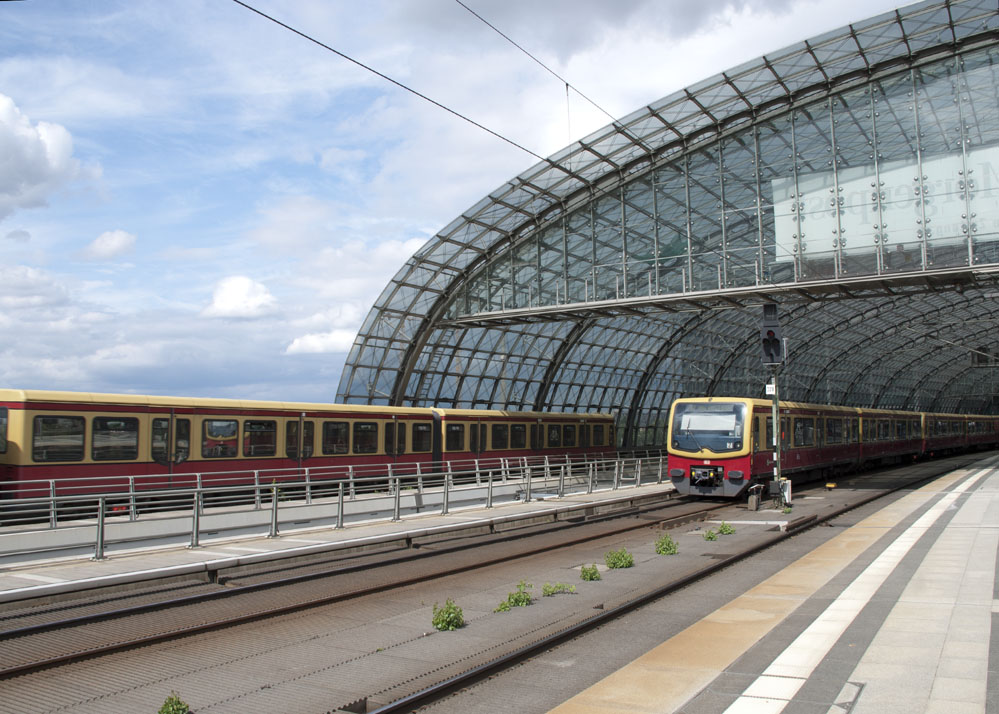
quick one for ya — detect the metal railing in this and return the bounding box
[0,453,668,560]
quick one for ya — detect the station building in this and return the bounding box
[337,0,999,447]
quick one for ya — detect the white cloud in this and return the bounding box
[285,329,358,355]
[0,93,82,221]
[82,229,136,260]
[0,265,70,310]
[202,275,277,319]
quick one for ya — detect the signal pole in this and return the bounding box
[761,304,784,489]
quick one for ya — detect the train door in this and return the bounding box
[151,411,191,474]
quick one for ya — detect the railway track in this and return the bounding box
[0,496,721,679]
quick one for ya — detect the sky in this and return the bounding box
[1,0,909,402]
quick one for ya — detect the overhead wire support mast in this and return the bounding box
[230,0,546,163]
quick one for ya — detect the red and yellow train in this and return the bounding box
[667,397,999,498]
[0,389,616,499]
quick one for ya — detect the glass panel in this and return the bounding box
[791,103,836,280]
[793,418,815,447]
[412,423,432,452]
[92,417,139,461]
[0,407,7,453]
[445,423,465,451]
[491,423,509,449]
[286,421,315,459]
[243,420,276,457]
[202,419,238,458]
[593,424,605,447]
[322,422,349,455]
[653,162,688,294]
[563,424,576,447]
[916,59,970,269]
[671,401,747,454]
[547,424,561,448]
[511,423,527,449]
[33,416,85,462]
[353,422,378,454]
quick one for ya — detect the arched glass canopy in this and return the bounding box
[338,0,999,446]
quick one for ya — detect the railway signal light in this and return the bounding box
[761,303,783,365]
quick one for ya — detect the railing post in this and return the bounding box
[558,463,565,497]
[92,497,107,561]
[441,472,450,515]
[196,473,204,512]
[544,455,551,482]
[486,471,494,508]
[305,468,312,505]
[348,465,356,500]
[254,471,261,509]
[268,486,279,538]
[587,462,595,494]
[128,476,137,521]
[474,459,481,485]
[635,458,642,488]
[49,481,57,529]
[657,456,664,484]
[392,475,401,522]
[416,462,424,494]
[524,463,532,503]
[189,491,201,548]
[613,460,621,490]
[336,482,345,529]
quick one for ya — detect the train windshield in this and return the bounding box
[671,401,747,454]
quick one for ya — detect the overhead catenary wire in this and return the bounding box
[453,0,619,125]
[230,0,546,162]
[453,0,653,155]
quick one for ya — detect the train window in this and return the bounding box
[384,421,406,456]
[851,419,859,442]
[412,423,432,452]
[243,420,277,457]
[286,421,315,459]
[592,424,604,447]
[353,422,378,454]
[825,418,843,444]
[910,420,921,438]
[491,424,509,450]
[511,424,527,449]
[893,421,906,440]
[547,424,561,448]
[0,407,7,453]
[322,422,349,455]
[563,424,576,447]
[445,423,465,451]
[92,417,139,461]
[152,418,190,463]
[203,419,239,458]
[793,418,815,447]
[33,416,86,462]
[878,420,890,441]
[580,424,590,448]
[530,424,540,450]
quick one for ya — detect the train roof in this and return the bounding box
[670,396,994,419]
[0,389,613,419]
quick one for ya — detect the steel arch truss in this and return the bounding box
[338,0,999,444]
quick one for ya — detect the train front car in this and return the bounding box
[667,397,755,498]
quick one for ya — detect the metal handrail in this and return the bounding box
[0,454,668,560]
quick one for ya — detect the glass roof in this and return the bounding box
[338,0,999,445]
